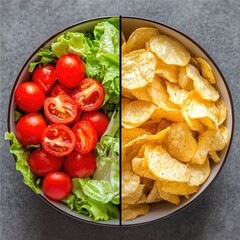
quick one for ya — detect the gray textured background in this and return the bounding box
[1,0,240,239]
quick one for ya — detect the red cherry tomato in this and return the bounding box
[42,172,72,200]
[16,113,47,146]
[81,111,109,137]
[63,151,96,178]
[72,121,98,154]
[14,82,45,112]
[72,78,105,111]
[41,124,75,157]
[32,64,56,93]
[69,109,82,126]
[28,149,63,177]
[50,83,72,97]
[44,95,78,124]
[55,54,85,88]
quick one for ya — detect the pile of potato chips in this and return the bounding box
[121,28,229,221]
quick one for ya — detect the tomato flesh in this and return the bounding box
[63,151,96,178]
[29,149,63,177]
[72,120,98,154]
[44,95,78,124]
[72,78,105,111]
[41,124,75,157]
[32,64,56,93]
[16,113,47,146]
[14,82,45,112]
[42,172,72,200]
[50,83,72,97]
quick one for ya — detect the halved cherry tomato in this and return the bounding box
[63,150,96,178]
[72,120,98,154]
[14,82,45,112]
[29,149,63,177]
[16,113,47,146]
[55,54,85,88]
[69,109,82,126]
[41,124,75,157]
[42,172,72,200]
[72,78,105,111]
[81,111,109,137]
[44,95,78,124]
[50,83,72,97]
[32,64,56,93]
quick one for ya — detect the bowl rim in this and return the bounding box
[7,15,235,227]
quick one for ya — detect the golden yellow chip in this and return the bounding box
[192,129,228,164]
[139,120,160,134]
[126,27,159,52]
[121,31,126,43]
[195,57,216,84]
[158,119,172,131]
[122,128,149,146]
[122,42,128,56]
[149,35,190,66]
[155,57,179,83]
[131,85,152,101]
[156,181,180,205]
[209,151,220,163]
[122,100,156,128]
[161,181,199,196]
[186,64,219,101]
[122,184,144,204]
[187,159,210,186]
[122,88,135,99]
[136,193,147,204]
[165,81,188,106]
[146,181,162,203]
[165,122,198,163]
[219,125,230,143]
[178,67,194,91]
[122,98,132,113]
[216,99,227,125]
[146,145,190,182]
[122,49,156,90]
[122,204,150,221]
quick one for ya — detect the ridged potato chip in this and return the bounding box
[122,49,156,90]
[149,35,190,66]
[122,100,156,128]
[122,204,150,221]
[165,122,198,163]
[126,27,159,52]
[146,145,190,182]
[186,64,219,101]
[195,57,216,84]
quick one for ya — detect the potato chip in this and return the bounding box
[146,145,190,182]
[122,49,156,90]
[156,181,180,205]
[183,115,205,132]
[122,42,128,56]
[219,125,230,143]
[178,67,194,91]
[165,81,188,106]
[136,193,147,204]
[122,184,144,204]
[126,27,159,52]
[122,128,149,146]
[121,31,126,43]
[122,165,140,198]
[190,57,199,68]
[146,181,162,203]
[186,64,219,101]
[122,87,136,99]
[122,203,150,221]
[165,122,198,163]
[155,57,179,83]
[161,181,199,195]
[139,120,159,134]
[195,57,216,84]
[122,98,132,112]
[187,159,210,186]
[142,177,154,194]
[192,129,227,164]
[131,85,152,101]
[209,151,220,163]
[123,100,156,128]
[149,35,190,66]
[216,99,227,125]
[158,119,172,132]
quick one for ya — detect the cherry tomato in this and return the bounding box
[32,64,56,93]
[16,113,47,146]
[14,82,45,112]
[28,149,63,177]
[72,78,105,111]
[44,95,78,124]
[41,124,75,157]
[55,54,85,88]
[69,109,82,126]
[42,172,72,200]
[50,83,72,97]
[81,111,109,137]
[72,120,98,154]
[63,151,96,178]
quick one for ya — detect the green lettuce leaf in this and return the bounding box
[5,132,41,194]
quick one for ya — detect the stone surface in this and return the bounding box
[1,0,240,239]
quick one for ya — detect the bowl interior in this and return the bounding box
[121,17,233,226]
[8,17,120,226]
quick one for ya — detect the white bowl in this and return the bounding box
[121,16,234,226]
